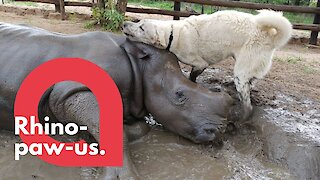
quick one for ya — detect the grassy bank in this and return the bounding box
[127,0,314,24]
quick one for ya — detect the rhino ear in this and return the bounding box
[120,40,147,118]
[137,49,149,60]
[121,40,150,60]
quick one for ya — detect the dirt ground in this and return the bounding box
[0,7,319,180]
[198,45,320,116]
[0,9,318,109]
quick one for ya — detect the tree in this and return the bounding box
[98,0,105,9]
[116,0,128,14]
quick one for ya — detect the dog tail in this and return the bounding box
[255,10,292,48]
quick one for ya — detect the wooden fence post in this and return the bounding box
[116,0,127,14]
[55,0,60,12]
[98,0,105,9]
[59,0,66,20]
[173,0,181,20]
[309,0,320,45]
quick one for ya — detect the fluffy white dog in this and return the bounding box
[122,10,292,120]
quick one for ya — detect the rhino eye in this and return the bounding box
[175,90,187,104]
[176,90,184,98]
[139,26,145,31]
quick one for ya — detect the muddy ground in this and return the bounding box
[0,6,319,180]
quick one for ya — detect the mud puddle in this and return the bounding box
[1,69,317,179]
[264,93,320,144]
[0,131,104,180]
[0,118,292,180]
[130,125,292,180]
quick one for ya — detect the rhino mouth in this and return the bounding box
[178,122,227,144]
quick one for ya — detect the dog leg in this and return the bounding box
[189,67,205,82]
[233,76,253,122]
[188,58,209,82]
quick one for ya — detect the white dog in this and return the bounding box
[122,10,292,120]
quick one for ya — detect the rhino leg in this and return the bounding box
[103,131,139,180]
[125,119,151,142]
[47,85,139,180]
[104,120,151,180]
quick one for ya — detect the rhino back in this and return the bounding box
[0,23,133,130]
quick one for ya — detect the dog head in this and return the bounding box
[122,19,170,49]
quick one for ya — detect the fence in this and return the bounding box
[14,0,93,20]
[127,0,320,45]
[11,0,320,45]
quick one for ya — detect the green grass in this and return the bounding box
[128,0,173,10]
[284,12,313,24]
[274,56,304,64]
[274,56,318,74]
[8,1,38,7]
[302,65,317,74]
[286,56,304,64]
[84,21,95,29]
[127,0,314,24]
[7,0,314,24]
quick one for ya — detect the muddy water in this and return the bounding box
[0,120,292,180]
[264,93,320,144]
[130,128,230,180]
[0,131,85,180]
[130,126,292,180]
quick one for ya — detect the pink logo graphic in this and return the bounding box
[14,58,123,166]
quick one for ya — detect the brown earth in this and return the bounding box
[0,4,319,111]
[0,9,318,111]
[196,45,320,113]
[0,7,319,180]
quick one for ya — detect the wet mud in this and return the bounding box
[0,65,319,180]
[129,126,292,180]
[0,122,292,180]
[0,11,319,178]
[196,65,320,179]
[0,131,82,180]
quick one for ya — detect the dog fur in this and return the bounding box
[123,10,292,120]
